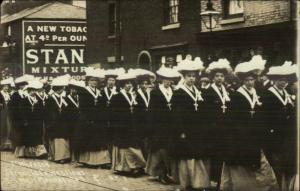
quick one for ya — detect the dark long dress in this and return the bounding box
[65,94,80,161]
[110,90,145,172]
[172,85,211,189]
[45,94,70,161]
[221,86,278,191]
[35,92,48,149]
[135,89,152,144]
[260,86,296,187]
[11,91,27,155]
[19,96,47,157]
[100,87,118,146]
[76,87,110,165]
[172,87,210,159]
[145,86,174,177]
[0,91,13,150]
[202,84,231,184]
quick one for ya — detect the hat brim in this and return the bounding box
[209,68,229,77]
[15,81,28,87]
[105,75,118,79]
[236,71,258,80]
[267,74,297,83]
[136,74,152,82]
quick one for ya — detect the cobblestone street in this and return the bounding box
[0,152,174,191]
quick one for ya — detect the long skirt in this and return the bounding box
[48,138,70,162]
[178,158,211,189]
[281,173,299,191]
[145,148,169,177]
[112,146,146,172]
[220,150,279,191]
[14,145,47,158]
[0,107,13,150]
[78,150,111,166]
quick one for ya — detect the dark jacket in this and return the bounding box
[20,96,44,147]
[171,86,210,159]
[110,91,138,148]
[45,94,69,139]
[76,87,108,151]
[225,88,263,168]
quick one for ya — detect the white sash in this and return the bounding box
[180,84,204,102]
[86,86,101,99]
[52,94,68,111]
[68,95,79,108]
[28,95,37,111]
[237,87,260,109]
[104,87,116,101]
[159,84,173,103]
[268,86,293,106]
[1,91,10,103]
[138,88,151,108]
[18,89,26,98]
[211,83,230,105]
[36,92,47,106]
[120,89,136,107]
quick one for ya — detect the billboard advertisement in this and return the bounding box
[22,20,87,78]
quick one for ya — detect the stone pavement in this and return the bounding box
[0,151,175,191]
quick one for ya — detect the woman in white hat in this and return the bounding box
[261,62,297,191]
[172,58,212,190]
[110,71,146,176]
[101,69,120,158]
[0,77,14,150]
[15,80,47,158]
[76,68,111,167]
[145,66,181,184]
[46,75,70,163]
[134,69,155,157]
[65,79,85,162]
[35,79,48,150]
[220,61,278,191]
[203,59,232,189]
[10,75,34,151]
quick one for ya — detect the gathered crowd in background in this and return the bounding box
[0,55,298,191]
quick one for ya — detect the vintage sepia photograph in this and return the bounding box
[0,0,299,190]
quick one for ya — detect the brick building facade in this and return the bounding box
[197,0,296,67]
[86,0,296,70]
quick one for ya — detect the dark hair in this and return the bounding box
[52,86,64,92]
[236,72,258,81]
[210,68,228,79]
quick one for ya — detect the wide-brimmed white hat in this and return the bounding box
[176,57,205,73]
[206,58,232,75]
[267,61,297,82]
[85,67,105,79]
[156,65,181,80]
[117,69,136,81]
[25,79,44,90]
[248,55,266,72]
[68,79,86,88]
[0,77,14,86]
[15,74,35,85]
[51,74,71,87]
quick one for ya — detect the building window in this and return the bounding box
[7,25,11,36]
[164,0,179,25]
[108,2,116,36]
[223,0,244,19]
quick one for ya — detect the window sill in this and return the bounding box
[107,35,116,39]
[220,17,245,25]
[161,23,180,30]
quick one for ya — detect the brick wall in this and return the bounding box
[200,0,291,32]
[86,0,202,69]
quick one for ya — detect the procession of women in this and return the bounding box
[0,55,298,191]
